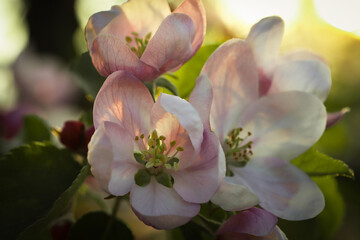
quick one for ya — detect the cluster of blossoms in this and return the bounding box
[84,0,340,237]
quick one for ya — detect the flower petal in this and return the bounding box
[120,0,170,37]
[90,35,159,79]
[141,13,196,72]
[130,178,200,229]
[85,6,129,50]
[93,71,153,137]
[88,121,141,196]
[158,93,204,154]
[201,39,259,141]
[172,131,224,203]
[246,16,284,69]
[238,91,326,161]
[173,0,206,53]
[268,59,332,102]
[216,208,278,237]
[326,107,350,128]
[87,123,113,192]
[232,158,325,220]
[211,178,259,211]
[151,98,196,169]
[189,75,213,131]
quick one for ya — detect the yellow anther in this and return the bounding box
[135,136,139,141]
[176,146,184,152]
[140,134,144,139]
[159,135,166,141]
[170,140,176,147]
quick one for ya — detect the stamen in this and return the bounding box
[133,130,184,174]
[224,127,253,171]
[125,32,152,58]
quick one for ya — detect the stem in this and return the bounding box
[198,213,222,226]
[101,197,121,240]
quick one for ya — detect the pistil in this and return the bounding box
[125,32,152,58]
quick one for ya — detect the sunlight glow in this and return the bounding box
[314,0,360,35]
[217,0,300,34]
[0,0,27,66]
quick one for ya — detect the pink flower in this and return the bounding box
[216,208,287,240]
[190,39,327,220]
[87,71,224,229]
[85,0,205,81]
[246,16,347,127]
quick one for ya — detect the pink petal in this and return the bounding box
[103,121,142,196]
[211,178,259,211]
[88,121,141,196]
[141,13,196,72]
[158,93,204,154]
[130,178,200,229]
[326,107,350,128]
[85,6,129,50]
[216,208,278,236]
[268,59,331,102]
[201,39,259,141]
[173,0,206,54]
[90,35,159,79]
[189,75,213,131]
[87,123,113,192]
[238,92,326,161]
[232,158,325,220]
[246,16,284,69]
[172,131,223,203]
[120,0,170,38]
[93,71,153,137]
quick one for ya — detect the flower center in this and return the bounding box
[134,130,183,174]
[125,32,152,58]
[223,127,253,176]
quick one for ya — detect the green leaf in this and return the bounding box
[134,169,151,187]
[18,164,90,239]
[22,115,51,143]
[172,44,220,98]
[0,142,84,239]
[67,212,133,240]
[313,176,345,239]
[291,147,354,179]
[71,51,105,98]
[155,172,173,188]
[155,77,179,96]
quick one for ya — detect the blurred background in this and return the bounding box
[0,0,359,239]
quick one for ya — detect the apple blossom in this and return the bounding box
[85,0,205,81]
[189,39,326,220]
[87,71,224,229]
[246,16,347,127]
[216,208,287,240]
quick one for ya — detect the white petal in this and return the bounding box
[159,93,203,153]
[269,59,331,102]
[189,75,213,131]
[201,39,258,141]
[211,178,259,211]
[246,16,284,69]
[130,178,199,229]
[232,158,325,220]
[238,91,327,161]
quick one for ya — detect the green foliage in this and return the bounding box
[0,142,85,239]
[155,77,179,96]
[22,115,51,143]
[172,44,219,98]
[72,51,105,98]
[292,147,354,178]
[67,212,133,240]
